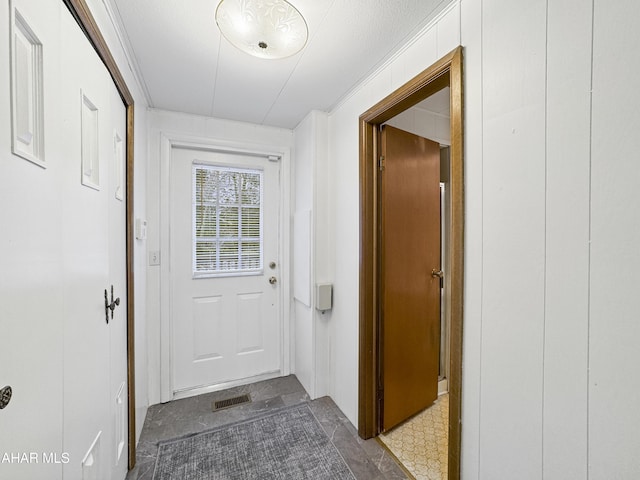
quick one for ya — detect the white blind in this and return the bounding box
[193,164,263,276]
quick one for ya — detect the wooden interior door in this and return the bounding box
[380,125,441,432]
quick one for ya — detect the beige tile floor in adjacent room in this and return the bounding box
[379,394,449,480]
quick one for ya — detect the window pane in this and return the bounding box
[195,169,218,203]
[241,173,261,205]
[195,241,217,271]
[241,207,260,237]
[219,240,239,270]
[195,205,216,237]
[218,171,239,204]
[241,241,261,269]
[219,206,239,236]
[193,164,263,275]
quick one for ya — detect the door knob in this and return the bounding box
[0,386,12,409]
[104,285,121,324]
[431,269,444,279]
[269,276,277,285]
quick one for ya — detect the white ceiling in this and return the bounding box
[107,0,451,129]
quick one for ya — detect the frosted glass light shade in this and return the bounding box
[215,0,308,59]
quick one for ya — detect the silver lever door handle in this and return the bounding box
[269,276,277,285]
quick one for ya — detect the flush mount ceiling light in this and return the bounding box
[215,0,308,59]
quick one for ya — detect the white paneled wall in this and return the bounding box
[293,113,315,394]
[293,110,330,399]
[480,0,548,477]
[543,0,592,478]
[323,0,640,478]
[590,1,640,478]
[459,0,483,476]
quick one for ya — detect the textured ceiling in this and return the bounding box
[108,0,450,129]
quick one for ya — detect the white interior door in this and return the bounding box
[170,147,282,396]
[0,1,64,477]
[60,9,129,479]
[1,2,129,479]
[107,80,128,480]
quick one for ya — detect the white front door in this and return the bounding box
[170,147,282,396]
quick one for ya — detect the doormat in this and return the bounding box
[152,403,356,480]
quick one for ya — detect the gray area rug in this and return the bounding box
[152,403,356,479]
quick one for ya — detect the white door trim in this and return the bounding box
[159,132,291,402]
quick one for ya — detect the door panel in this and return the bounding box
[107,73,128,479]
[381,125,441,431]
[170,148,281,395]
[60,10,129,478]
[0,3,129,479]
[0,2,64,478]
[60,13,109,479]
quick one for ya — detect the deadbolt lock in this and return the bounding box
[0,386,12,409]
[269,261,276,269]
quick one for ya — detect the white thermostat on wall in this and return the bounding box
[315,283,333,312]
[135,218,147,240]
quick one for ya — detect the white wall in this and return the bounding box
[589,1,640,476]
[322,0,640,478]
[386,105,451,146]
[145,109,294,405]
[292,110,331,399]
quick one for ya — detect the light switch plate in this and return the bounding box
[149,251,160,266]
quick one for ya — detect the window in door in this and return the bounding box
[192,164,263,277]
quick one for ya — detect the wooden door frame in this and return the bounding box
[358,46,463,479]
[62,0,137,469]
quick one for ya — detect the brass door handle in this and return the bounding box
[431,269,444,279]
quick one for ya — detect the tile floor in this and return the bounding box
[378,394,449,480]
[125,375,408,480]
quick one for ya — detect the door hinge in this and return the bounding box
[378,155,385,171]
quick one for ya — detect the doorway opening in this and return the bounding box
[358,47,463,480]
